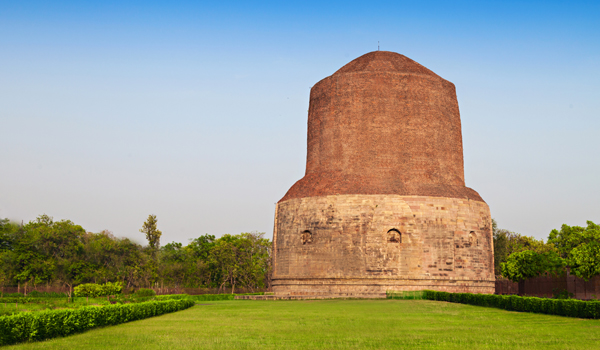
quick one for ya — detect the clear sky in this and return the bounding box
[1,0,599,245]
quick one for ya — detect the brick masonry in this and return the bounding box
[273,51,495,297]
[281,51,482,203]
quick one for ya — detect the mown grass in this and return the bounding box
[6,299,600,349]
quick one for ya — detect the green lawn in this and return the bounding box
[6,299,600,349]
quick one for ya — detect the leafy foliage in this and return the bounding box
[134,288,156,297]
[74,282,123,300]
[140,214,162,251]
[155,292,264,302]
[548,221,600,281]
[0,215,272,292]
[495,220,600,283]
[74,283,103,299]
[102,281,123,296]
[0,299,194,346]
[423,290,600,319]
[500,250,564,283]
[492,219,556,275]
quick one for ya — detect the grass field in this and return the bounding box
[6,299,600,349]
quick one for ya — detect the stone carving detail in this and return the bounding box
[387,229,401,243]
[468,231,477,247]
[271,51,495,297]
[301,230,313,245]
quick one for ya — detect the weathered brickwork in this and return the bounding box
[281,51,481,203]
[273,195,495,296]
[273,51,495,297]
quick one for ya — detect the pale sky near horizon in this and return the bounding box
[1,1,599,245]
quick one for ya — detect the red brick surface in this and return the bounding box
[272,51,494,296]
[280,51,483,203]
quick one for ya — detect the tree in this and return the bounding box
[209,235,240,293]
[74,283,102,302]
[158,242,188,287]
[493,219,556,275]
[501,250,564,283]
[549,221,600,281]
[235,232,271,291]
[7,215,86,293]
[501,249,565,295]
[101,281,123,300]
[140,214,162,251]
[187,234,216,261]
[569,243,600,281]
[2,213,273,292]
[0,218,18,252]
[0,218,20,293]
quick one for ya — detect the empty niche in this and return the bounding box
[387,229,401,243]
[468,231,477,247]
[301,230,313,245]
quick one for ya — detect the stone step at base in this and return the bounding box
[235,293,387,300]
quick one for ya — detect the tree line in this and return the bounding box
[0,214,272,295]
[493,219,600,283]
[3,213,596,294]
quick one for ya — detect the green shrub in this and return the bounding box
[0,299,194,346]
[2,293,23,298]
[553,288,573,299]
[26,291,68,298]
[421,290,600,319]
[156,292,264,302]
[386,291,424,300]
[134,288,156,297]
[74,283,103,299]
[101,282,123,297]
[0,298,35,304]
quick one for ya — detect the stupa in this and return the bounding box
[271,51,495,297]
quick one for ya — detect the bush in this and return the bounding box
[386,291,424,300]
[26,291,68,298]
[134,288,156,297]
[101,282,123,297]
[0,299,194,346]
[0,293,65,299]
[553,289,573,299]
[74,283,103,299]
[156,292,264,302]
[421,290,600,319]
[0,297,36,304]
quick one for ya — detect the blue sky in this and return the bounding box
[1,1,599,244]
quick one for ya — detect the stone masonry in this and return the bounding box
[272,51,495,297]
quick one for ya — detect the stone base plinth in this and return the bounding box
[272,194,495,297]
[272,277,495,297]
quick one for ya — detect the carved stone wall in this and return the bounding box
[272,194,495,296]
[272,51,495,297]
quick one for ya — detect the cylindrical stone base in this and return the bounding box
[272,194,495,297]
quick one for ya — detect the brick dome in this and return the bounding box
[333,51,440,77]
[280,51,484,202]
[272,51,495,297]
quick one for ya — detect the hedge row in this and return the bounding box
[422,290,600,319]
[0,297,37,304]
[1,292,68,298]
[386,291,425,300]
[156,292,264,302]
[0,299,195,346]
